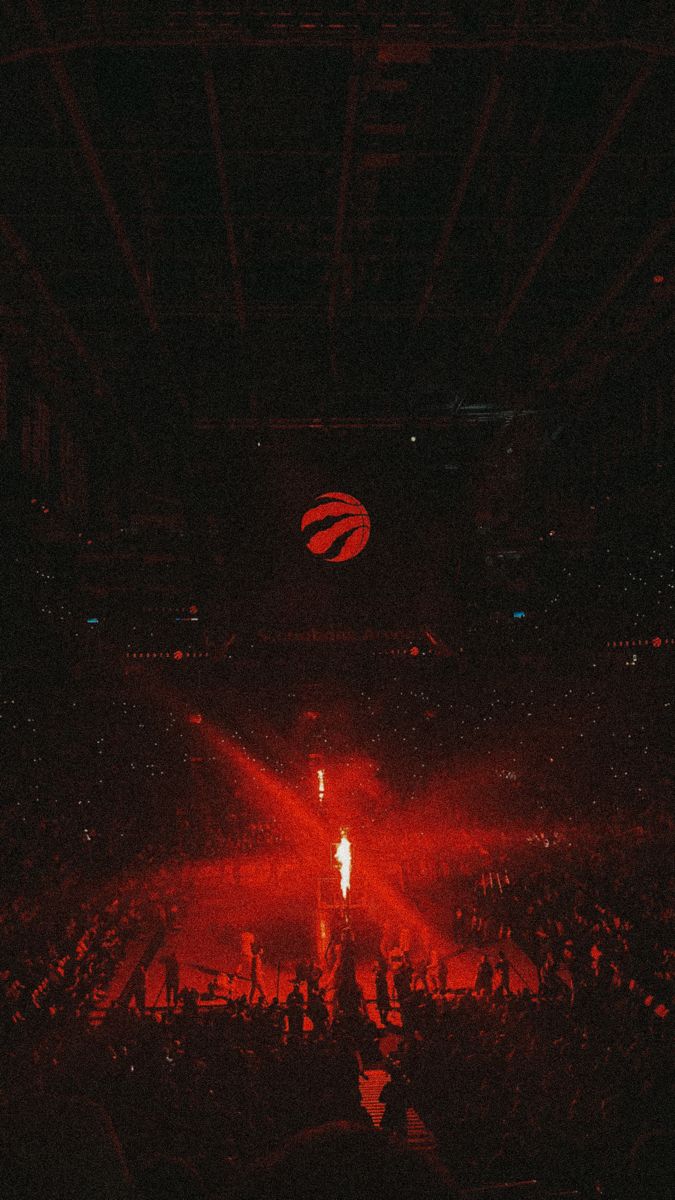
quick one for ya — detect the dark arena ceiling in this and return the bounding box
[1,2,673,646]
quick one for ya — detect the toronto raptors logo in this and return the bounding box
[301,492,371,562]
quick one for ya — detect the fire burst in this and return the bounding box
[317,769,325,802]
[335,831,352,899]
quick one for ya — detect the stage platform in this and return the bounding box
[102,856,538,1020]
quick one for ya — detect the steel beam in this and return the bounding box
[25,0,160,333]
[577,274,674,380]
[555,203,675,365]
[203,61,247,332]
[328,69,362,332]
[193,410,533,432]
[495,71,555,311]
[414,0,525,327]
[3,29,675,64]
[0,213,105,392]
[414,72,504,327]
[489,60,654,347]
[638,298,675,353]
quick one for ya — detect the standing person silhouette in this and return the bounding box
[379,1066,408,1138]
[474,955,494,997]
[164,952,179,1008]
[286,983,304,1038]
[129,963,146,1014]
[249,940,266,1003]
[374,962,391,1027]
[494,950,511,997]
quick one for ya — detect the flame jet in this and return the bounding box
[203,724,453,957]
[335,831,351,900]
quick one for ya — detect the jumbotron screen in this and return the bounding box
[216,436,457,631]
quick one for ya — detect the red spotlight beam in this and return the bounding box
[107,667,455,959]
[206,726,454,956]
[204,726,329,866]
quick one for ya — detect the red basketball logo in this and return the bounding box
[301,492,370,562]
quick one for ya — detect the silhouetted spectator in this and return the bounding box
[129,963,146,1013]
[164,953,179,1008]
[475,955,493,996]
[379,1068,408,1138]
[230,1122,457,1200]
[375,962,391,1026]
[286,984,304,1037]
[494,951,511,997]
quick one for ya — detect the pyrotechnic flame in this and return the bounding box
[317,769,325,801]
[335,831,351,900]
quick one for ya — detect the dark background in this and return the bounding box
[0,3,672,666]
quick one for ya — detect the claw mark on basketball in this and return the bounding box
[301,493,370,562]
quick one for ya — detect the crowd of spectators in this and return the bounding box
[3,979,384,1200]
[401,983,672,1199]
[2,663,673,1200]
[2,811,672,1200]
[391,819,673,1198]
[200,818,288,862]
[3,923,672,1200]
[0,883,147,1034]
[407,815,674,1020]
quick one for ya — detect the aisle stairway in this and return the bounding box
[359,1069,438,1157]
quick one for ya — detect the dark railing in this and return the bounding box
[4,4,672,63]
